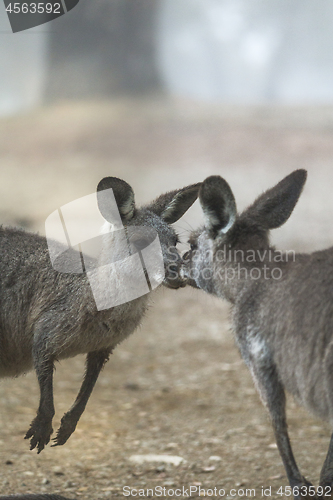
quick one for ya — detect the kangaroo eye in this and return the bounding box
[190,243,197,252]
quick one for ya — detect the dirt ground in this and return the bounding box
[1,100,333,499]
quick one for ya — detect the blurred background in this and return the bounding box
[1,1,333,498]
[3,0,333,112]
[1,0,333,250]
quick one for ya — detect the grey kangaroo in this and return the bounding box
[0,177,200,453]
[183,170,333,499]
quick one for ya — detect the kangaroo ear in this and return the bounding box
[97,177,135,223]
[244,169,307,230]
[200,176,237,236]
[147,183,201,224]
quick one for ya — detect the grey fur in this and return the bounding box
[184,170,333,499]
[0,177,200,453]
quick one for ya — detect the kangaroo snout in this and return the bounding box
[180,250,198,288]
[163,260,187,289]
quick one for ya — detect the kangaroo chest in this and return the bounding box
[76,295,149,354]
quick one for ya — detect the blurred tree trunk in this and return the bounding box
[44,0,162,101]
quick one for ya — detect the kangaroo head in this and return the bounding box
[183,170,307,300]
[97,177,201,289]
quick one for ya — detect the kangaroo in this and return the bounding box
[183,170,333,499]
[0,177,200,453]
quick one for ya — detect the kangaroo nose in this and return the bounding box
[182,251,190,261]
[168,263,178,275]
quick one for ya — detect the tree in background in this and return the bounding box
[45,0,162,101]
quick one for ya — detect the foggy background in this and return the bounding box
[1,2,333,498]
[1,0,333,247]
[3,0,333,115]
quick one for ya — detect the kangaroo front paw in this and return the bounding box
[52,412,78,447]
[25,417,53,453]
